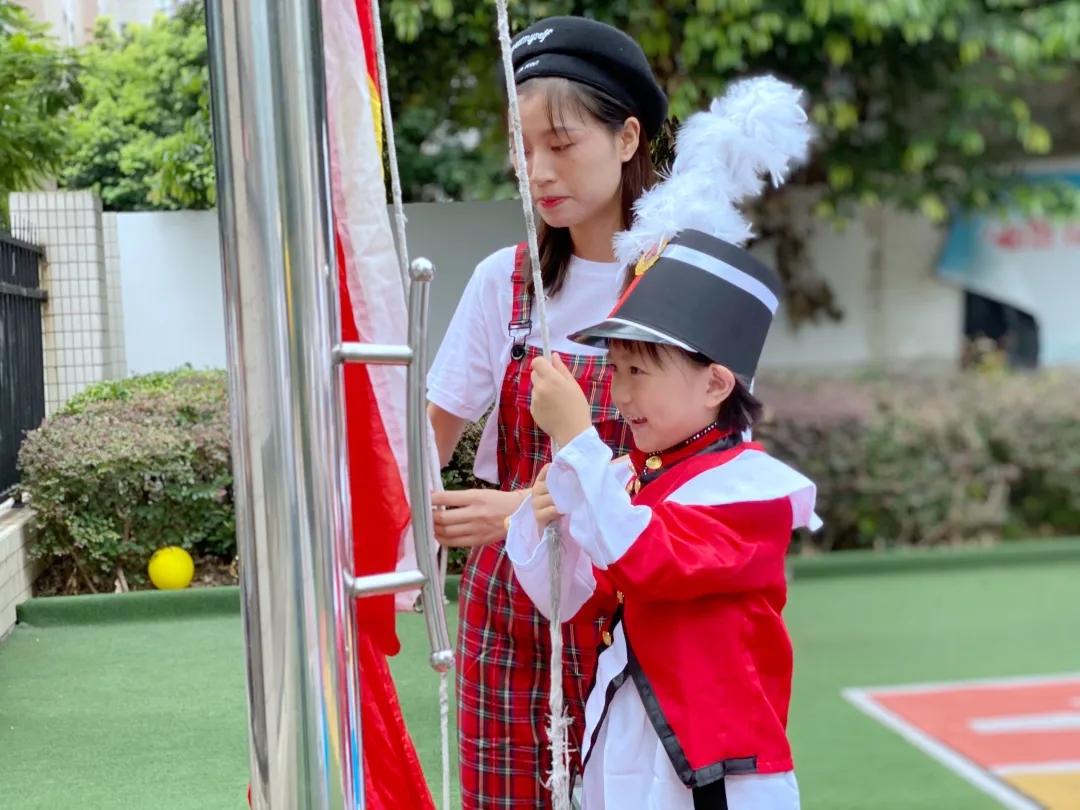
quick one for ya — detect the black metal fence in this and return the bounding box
[0,226,47,501]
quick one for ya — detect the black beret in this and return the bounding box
[501,16,668,140]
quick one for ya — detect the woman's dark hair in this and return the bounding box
[609,339,764,436]
[516,77,656,299]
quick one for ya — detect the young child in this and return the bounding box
[503,69,819,807]
[507,224,821,810]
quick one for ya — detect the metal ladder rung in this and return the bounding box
[345,569,427,598]
[333,342,412,365]
[337,255,454,675]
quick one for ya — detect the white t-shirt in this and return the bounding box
[427,244,624,485]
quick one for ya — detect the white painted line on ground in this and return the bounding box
[992,760,1080,776]
[842,687,1043,810]
[971,711,1080,735]
[843,672,1080,696]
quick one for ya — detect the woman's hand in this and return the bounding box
[531,464,561,527]
[530,354,592,448]
[431,487,528,548]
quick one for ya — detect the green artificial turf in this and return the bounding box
[14,585,242,627]
[0,613,251,810]
[784,561,1080,810]
[1,552,1078,810]
[390,610,461,810]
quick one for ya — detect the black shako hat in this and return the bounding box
[501,16,668,140]
[569,230,784,380]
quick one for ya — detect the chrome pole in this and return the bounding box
[205,0,359,805]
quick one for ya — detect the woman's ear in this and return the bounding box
[618,117,642,163]
[705,364,735,409]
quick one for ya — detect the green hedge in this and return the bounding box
[751,368,1080,550]
[18,368,234,592]
[443,369,1080,553]
[55,366,213,415]
[17,366,1080,593]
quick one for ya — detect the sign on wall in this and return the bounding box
[936,172,1080,366]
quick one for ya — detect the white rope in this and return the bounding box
[369,0,411,290]
[370,1,451,804]
[494,5,571,809]
[438,529,451,810]
[425,378,454,810]
[369,0,569,803]
[494,7,552,356]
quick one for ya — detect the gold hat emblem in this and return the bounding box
[633,240,668,276]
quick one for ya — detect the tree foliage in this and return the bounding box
[61,0,213,211]
[53,0,1080,319]
[0,1,79,215]
[384,0,1080,321]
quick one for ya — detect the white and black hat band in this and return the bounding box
[660,244,779,315]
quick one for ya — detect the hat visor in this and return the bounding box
[569,317,695,352]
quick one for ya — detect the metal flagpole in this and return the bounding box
[204,0,361,806]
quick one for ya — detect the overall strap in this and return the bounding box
[507,242,533,358]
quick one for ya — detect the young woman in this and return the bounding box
[425,15,668,810]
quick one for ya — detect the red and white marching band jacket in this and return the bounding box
[506,426,820,810]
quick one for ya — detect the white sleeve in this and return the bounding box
[504,497,598,623]
[545,428,649,570]
[426,248,511,421]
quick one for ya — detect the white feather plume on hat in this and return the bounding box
[613,75,814,269]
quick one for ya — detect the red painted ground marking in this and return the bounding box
[844,674,1080,810]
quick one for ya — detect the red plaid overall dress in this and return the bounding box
[456,244,633,809]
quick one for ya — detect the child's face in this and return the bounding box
[607,342,733,453]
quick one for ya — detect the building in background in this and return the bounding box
[937,171,1080,368]
[18,0,183,46]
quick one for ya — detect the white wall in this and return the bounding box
[0,508,39,642]
[117,211,228,374]
[114,200,966,377]
[757,199,962,372]
[394,201,535,359]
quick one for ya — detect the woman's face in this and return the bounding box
[512,87,640,231]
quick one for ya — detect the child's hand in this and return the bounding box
[532,464,562,527]
[530,354,592,447]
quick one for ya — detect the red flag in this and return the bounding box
[327,0,414,657]
[357,632,437,809]
[325,0,436,808]
[335,235,410,658]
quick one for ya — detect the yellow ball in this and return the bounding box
[148,546,195,590]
